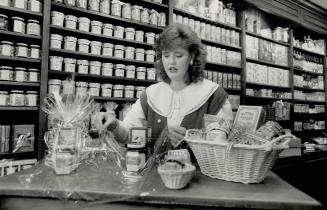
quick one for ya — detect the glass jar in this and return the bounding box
[27,68,40,82]
[158,12,166,27]
[77,59,89,74]
[145,32,155,44]
[149,9,158,26]
[90,41,102,55]
[136,67,146,80]
[0,66,13,81]
[102,62,113,76]
[65,15,78,29]
[51,11,65,27]
[0,41,14,56]
[78,17,90,32]
[88,0,99,11]
[111,0,122,17]
[64,36,77,51]
[125,27,135,40]
[15,43,29,57]
[125,46,135,59]
[14,67,27,82]
[25,91,38,106]
[10,90,25,106]
[135,30,144,42]
[27,19,41,36]
[114,45,124,58]
[91,20,102,34]
[136,86,146,98]
[0,0,10,6]
[62,80,75,94]
[88,82,100,96]
[28,0,42,13]
[114,25,124,38]
[103,23,113,36]
[145,50,155,62]
[114,64,125,77]
[48,79,62,95]
[147,68,156,80]
[89,61,101,75]
[0,14,8,31]
[30,44,41,59]
[122,3,131,19]
[50,56,64,71]
[78,38,90,53]
[135,48,145,61]
[102,43,113,56]
[131,5,142,22]
[76,0,87,9]
[100,0,110,14]
[124,85,134,98]
[0,91,9,106]
[75,82,88,97]
[101,83,112,97]
[64,0,75,6]
[125,65,135,78]
[63,58,76,72]
[140,8,149,24]
[12,16,25,33]
[13,0,27,9]
[50,34,63,49]
[113,84,124,97]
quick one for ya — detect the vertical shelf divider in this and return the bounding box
[240,10,247,105]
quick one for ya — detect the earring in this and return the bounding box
[190,60,193,65]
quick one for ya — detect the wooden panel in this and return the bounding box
[302,10,327,34]
[272,0,300,19]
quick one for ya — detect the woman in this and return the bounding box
[96,23,233,148]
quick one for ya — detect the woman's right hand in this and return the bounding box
[95,112,117,131]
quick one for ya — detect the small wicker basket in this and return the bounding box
[185,134,294,184]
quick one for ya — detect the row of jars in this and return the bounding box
[0,90,38,106]
[0,66,40,82]
[0,14,41,35]
[52,0,166,27]
[205,45,241,67]
[173,13,240,47]
[0,0,42,13]
[51,12,157,44]
[49,56,157,80]
[0,41,41,59]
[48,79,146,99]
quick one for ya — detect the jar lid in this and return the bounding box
[28,19,40,23]
[132,5,142,9]
[91,20,103,26]
[125,85,134,90]
[135,48,145,53]
[78,38,91,44]
[0,14,8,18]
[145,50,155,55]
[51,11,64,16]
[135,30,144,34]
[26,91,38,94]
[15,67,27,71]
[125,27,135,32]
[51,33,63,40]
[77,59,89,65]
[16,43,28,47]
[0,91,9,94]
[142,7,149,12]
[122,3,131,7]
[115,64,125,69]
[147,67,155,71]
[65,15,78,21]
[113,84,124,89]
[75,81,88,87]
[103,43,113,48]
[63,58,77,63]
[0,66,13,70]
[50,56,63,60]
[136,86,146,90]
[136,67,146,72]
[102,62,113,68]
[11,90,24,93]
[145,32,155,37]
[114,45,125,50]
[78,17,91,22]
[64,36,78,41]
[1,41,13,45]
[11,16,24,21]
[49,79,61,85]
[101,83,112,89]
[125,46,135,51]
[90,61,101,66]
[30,44,41,48]
[90,41,102,46]
[150,9,159,14]
[114,25,124,30]
[28,68,39,72]
[103,23,113,29]
[126,65,136,70]
[89,82,100,88]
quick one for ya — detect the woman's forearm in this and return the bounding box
[109,120,129,144]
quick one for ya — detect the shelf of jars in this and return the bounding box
[0,81,40,87]
[0,106,39,111]
[293,46,325,57]
[245,31,290,47]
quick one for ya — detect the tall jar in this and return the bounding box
[89,61,101,75]
[0,41,14,56]
[0,91,9,106]
[28,0,42,13]
[77,59,89,74]
[48,79,62,95]
[65,15,78,29]
[88,0,99,11]
[145,50,155,62]
[0,14,8,31]
[114,64,125,77]
[51,11,65,27]
[122,3,131,19]
[136,86,146,98]
[131,5,142,22]
[149,9,158,26]
[103,23,113,36]
[30,44,41,59]
[135,48,145,61]
[50,56,63,71]
[0,66,13,81]
[78,17,90,32]
[125,65,135,78]
[140,8,149,24]
[75,82,88,97]
[113,84,124,98]
[114,45,124,58]
[91,20,102,34]
[27,19,41,36]
[76,0,87,9]
[64,36,77,51]
[27,68,40,82]
[125,27,135,40]
[13,0,27,9]
[63,58,76,72]
[111,0,122,17]
[12,16,25,33]
[15,43,29,57]
[136,67,146,80]
[158,13,166,27]
[99,0,110,14]
[78,38,90,53]
[90,41,102,55]
[124,85,134,98]
[135,30,144,42]
[14,67,27,82]
[10,90,25,106]
[145,32,155,44]
[125,46,135,59]
[102,62,113,76]
[101,83,112,97]
[114,26,124,38]
[50,34,63,49]
[88,82,100,96]
[147,68,156,80]
[25,91,38,106]
[102,43,113,56]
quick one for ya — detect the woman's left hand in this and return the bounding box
[167,126,186,148]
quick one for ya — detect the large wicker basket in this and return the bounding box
[185,134,293,184]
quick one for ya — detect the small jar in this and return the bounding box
[136,86,146,98]
[147,68,156,80]
[136,67,146,80]
[88,82,100,96]
[30,44,41,59]
[140,8,149,24]
[103,23,113,36]
[65,15,78,29]
[14,67,27,82]
[50,56,63,71]
[111,0,122,17]
[78,38,90,53]
[51,11,65,27]
[131,5,142,22]
[25,91,38,106]
[101,83,112,97]
[102,62,113,76]
[12,16,25,33]
[78,17,90,32]
[75,82,88,97]
[145,32,155,44]
[122,3,131,19]
[15,43,29,57]
[125,27,135,40]
[64,0,75,6]
[0,14,8,31]
[0,0,10,6]
[27,19,41,36]
[64,36,77,51]
[91,20,102,34]
[102,43,113,56]
[63,58,76,72]
[125,65,135,78]
[90,41,102,55]
[125,46,135,59]
[149,10,158,26]
[62,80,75,94]
[99,0,110,14]
[28,0,42,13]
[135,30,144,42]
[0,41,14,56]
[77,59,89,74]
[145,50,155,62]
[114,64,125,77]
[124,85,134,98]
[113,84,124,97]
[158,13,166,27]
[114,45,124,58]
[114,25,124,38]
[0,66,13,81]
[0,91,9,106]
[135,48,145,61]
[76,0,87,9]
[89,61,101,75]
[27,68,40,82]
[10,90,25,106]
[88,0,99,11]
[13,0,27,9]
[50,34,63,49]
[48,79,62,95]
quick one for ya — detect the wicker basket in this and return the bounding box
[185,134,294,184]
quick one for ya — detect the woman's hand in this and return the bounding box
[167,126,186,148]
[95,112,117,131]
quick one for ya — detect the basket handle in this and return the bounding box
[265,133,296,149]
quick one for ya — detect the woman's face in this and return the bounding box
[162,47,192,83]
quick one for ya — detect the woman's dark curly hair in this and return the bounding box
[154,23,207,84]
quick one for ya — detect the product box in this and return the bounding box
[12,125,35,152]
[233,105,266,132]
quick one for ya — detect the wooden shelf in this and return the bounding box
[123,0,168,11]
[0,56,41,63]
[293,46,325,57]
[224,88,242,93]
[246,82,291,91]
[246,31,290,47]
[293,99,326,104]
[294,86,324,92]
[0,30,42,41]
[293,67,324,76]
[0,106,39,111]
[201,38,242,51]
[0,81,40,87]
[92,96,137,102]
[245,95,292,101]
[0,5,42,18]
[205,62,241,72]
[246,58,291,70]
